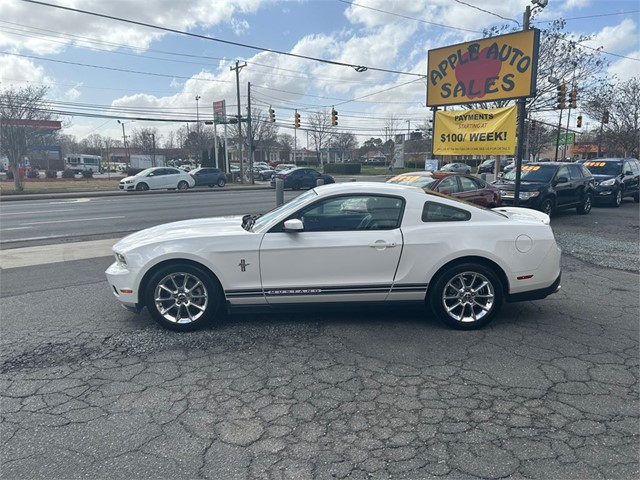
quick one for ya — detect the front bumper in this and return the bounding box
[119,183,136,191]
[106,261,141,310]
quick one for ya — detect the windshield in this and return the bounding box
[503,165,555,182]
[582,161,622,176]
[136,168,155,177]
[251,189,317,231]
[388,174,438,189]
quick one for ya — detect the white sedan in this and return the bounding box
[119,167,195,192]
[106,182,561,331]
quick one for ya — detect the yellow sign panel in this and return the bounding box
[433,106,517,156]
[427,29,540,107]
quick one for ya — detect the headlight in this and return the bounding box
[519,191,540,200]
[598,178,616,186]
[125,179,135,184]
[114,252,127,266]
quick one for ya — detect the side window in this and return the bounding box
[568,164,583,179]
[459,176,481,192]
[556,166,570,181]
[631,160,640,174]
[294,195,403,232]
[435,176,460,194]
[623,161,633,174]
[422,202,471,222]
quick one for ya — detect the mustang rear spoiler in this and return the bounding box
[491,207,551,225]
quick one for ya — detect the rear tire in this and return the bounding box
[217,178,226,188]
[136,183,149,191]
[177,181,189,190]
[144,264,222,332]
[429,263,503,330]
[576,192,592,215]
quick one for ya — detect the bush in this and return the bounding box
[323,163,362,175]
[81,170,94,178]
[46,170,58,179]
[61,169,76,178]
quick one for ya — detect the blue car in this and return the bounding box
[270,167,334,190]
[189,167,227,188]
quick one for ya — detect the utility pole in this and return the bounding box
[231,60,246,183]
[246,81,254,184]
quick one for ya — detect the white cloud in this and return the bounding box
[585,19,638,54]
[64,85,82,101]
[608,51,640,82]
[0,55,52,87]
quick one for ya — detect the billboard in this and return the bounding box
[433,106,517,156]
[426,29,540,107]
[213,100,226,123]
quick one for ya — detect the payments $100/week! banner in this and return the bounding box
[433,106,517,156]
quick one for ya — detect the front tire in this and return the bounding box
[429,263,503,330]
[217,178,226,188]
[539,198,554,216]
[576,192,592,215]
[144,264,221,331]
[136,183,149,191]
[611,189,622,207]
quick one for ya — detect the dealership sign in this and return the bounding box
[426,30,540,107]
[433,106,517,156]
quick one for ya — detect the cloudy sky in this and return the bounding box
[1,0,638,145]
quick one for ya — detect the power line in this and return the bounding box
[20,0,425,78]
[453,0,519,25]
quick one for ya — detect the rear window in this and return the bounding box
[422,202,471,222]
[503,164,556,182]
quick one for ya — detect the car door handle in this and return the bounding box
[369,241,396,249]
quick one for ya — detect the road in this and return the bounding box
[0,194,638,479]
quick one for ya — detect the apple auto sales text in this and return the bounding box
[430,43,532,100]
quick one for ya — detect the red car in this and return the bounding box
[387,171,501,208]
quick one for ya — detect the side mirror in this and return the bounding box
[556,176,569,183]
[624,170,633,175]
[283,219,304,232]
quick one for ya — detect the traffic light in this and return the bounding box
[603,110,609,124]
[268,107,275,123]
[556,82,566,110]
[294,111,300,128]
[576,115,582,128]
[569,87,577,109]
[331,108,338,126]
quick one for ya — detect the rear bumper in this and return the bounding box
[507,273,561,303]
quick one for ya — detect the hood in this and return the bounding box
[114,215,247,252]
[120,175,136,182]
[592,174,618,181]
[492,180,542,192]
[491,206,550,225]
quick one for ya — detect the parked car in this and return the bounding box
[119,167,195,192]
[503,158,532,174]
[440,162,471,174]
[274,163,297,173]
[492,162,595,215]
[190,167,227,188]
[477,159,496,174]
[106,182,561,332]
[387,171,501,208]
[252,166,276,181]
[270,167,335,190]
[579,158,640,207]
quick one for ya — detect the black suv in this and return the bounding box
[492,162,595,216]
[579,158,640,207]
[477,159,496,174]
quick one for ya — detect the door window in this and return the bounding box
[459,176,482,192]
[435,176,460,194]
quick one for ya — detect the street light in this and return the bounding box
[117,120,134,165]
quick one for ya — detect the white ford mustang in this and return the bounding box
[106,182,561,331]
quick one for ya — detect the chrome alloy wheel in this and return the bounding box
[441,271,495,323]
[154,272,209,324]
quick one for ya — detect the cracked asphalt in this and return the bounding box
[1,204,638,479]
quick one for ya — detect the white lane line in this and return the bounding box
[0,238,119,269]
[3,227,33,231]
[0,209,76,216]
[20,215,125,226]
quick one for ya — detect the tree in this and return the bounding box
[328,132,358,161]
[584,77,639,157]
[0,86,59,192]
[307,110,334,166]
[129,127,161,153]
[79,133,105,155]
